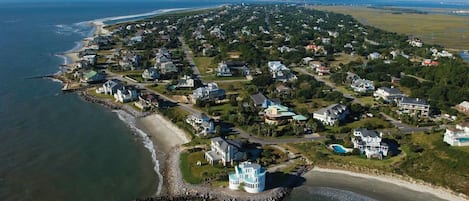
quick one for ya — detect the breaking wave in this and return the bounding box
[113,110,163,196]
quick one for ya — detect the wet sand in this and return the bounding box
[286,167,467,201]
[137,113,190,162]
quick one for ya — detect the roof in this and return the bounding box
[314,104,347,118]
[293,115,308,121]
[459,101,469,108]
[354,128,380,138]
[250,93,268,106]
[211,137,242,151]
[379,87,403,95]
[400,97,428,105]
[84,71,98,79]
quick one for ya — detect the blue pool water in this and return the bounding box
[332,145,348,154]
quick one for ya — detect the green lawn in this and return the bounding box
[356,96,377,106]
[204,75,247,81]
[193,56,216,76]
[180,151,231,184]
[88,88,114,100]
[289,141,403,172]
[345,117,393,129]
[289,131,469,196]
[147,84,167,94]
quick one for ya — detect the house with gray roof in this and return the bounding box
[205,137,245,166]
[351,79,375,93]
[313,104,349,126]
[373,87,405,102]
[398,97,430,117]
[102,79,123,95]
[352,128,389,159]
[186,112,215,136]
[142,68,160,80]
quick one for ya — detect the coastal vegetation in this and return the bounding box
[65,3,469,199]
[314,5,469,50]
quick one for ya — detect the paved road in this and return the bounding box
[294,68,359,104]
[106,71,320,145]
[178,36,201,78]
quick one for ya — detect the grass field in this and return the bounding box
[180,151,231,184]
[313,6,469,50]
[193,56,217,76]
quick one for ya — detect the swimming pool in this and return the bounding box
[331,144,349,154]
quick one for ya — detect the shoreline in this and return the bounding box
[56,3,468,201]
[309,167,468,201]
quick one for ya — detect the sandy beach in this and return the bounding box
[137,113,190,157]
[301,167,468,201]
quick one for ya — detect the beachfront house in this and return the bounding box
[443,121,469,146]
[397,97,430,118]
[134,93,159,111]
[373,87,405,102]
[268,61,297,82]
[351,79,375,93]
[185,112,215,136]
[229,161,266,193]
[352,128,389,159]
[313,104,349,126]
[114,86,139,103]
[142,68,160,81]
[264,104,297,125]
[102,79,123,95]
[192,83,226,102]
[205,137,245,166]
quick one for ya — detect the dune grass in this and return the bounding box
[313,6,469,50]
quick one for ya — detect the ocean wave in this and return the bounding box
[298,186,377,201]
[54,23,92,37]
[113,110,163,196]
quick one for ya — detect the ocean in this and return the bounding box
[0,1,467,201]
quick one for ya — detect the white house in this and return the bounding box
[368,52,381,60]
[176,75,195,88]
[216,62,233,77]
[185,112,215,136]
[102,79,123,95]
[268,61,296,82]
[456,101,469,115]
[313,104,349,126]
[192,82,226,102]
[114,86,139,103]
[142,68,160,80]
[373,87,405,102]
[205,137,245,166]
[351,79,375,93]
[398,97,430,117]
[443,121,469,146]
[352,128,389,159]
[229,161,266,193]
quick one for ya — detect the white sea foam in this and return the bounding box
[113,110,163,196]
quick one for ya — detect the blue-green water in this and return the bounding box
[0,1,220,201]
